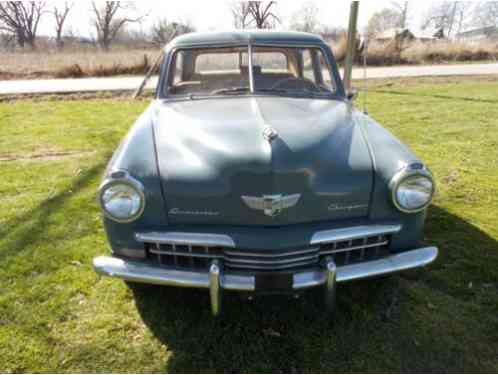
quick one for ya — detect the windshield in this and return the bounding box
[165,45,336,98]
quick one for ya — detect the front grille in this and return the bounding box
[144,233,391,272]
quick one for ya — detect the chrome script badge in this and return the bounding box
[242,194,301,217]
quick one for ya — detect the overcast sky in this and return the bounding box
[38,0,436,38]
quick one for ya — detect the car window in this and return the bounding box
[167,46,250,97]
[165,45,335,97]
[195,53,240,74]
[252,46,335,95]
[241,51,288,74]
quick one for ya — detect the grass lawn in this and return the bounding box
[0,77,497,373]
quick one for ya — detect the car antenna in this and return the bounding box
[362,37,369,114]
[132,29,178,99]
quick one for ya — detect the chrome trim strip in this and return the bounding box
[310,224,402,245]
[135,232,236,248]
[93,247,437,290]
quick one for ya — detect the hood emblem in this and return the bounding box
[263,127,278,143]
[242,194,301,217]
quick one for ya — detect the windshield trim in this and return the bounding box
[159,42,343,100]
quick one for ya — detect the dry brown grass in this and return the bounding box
[0,48,158,80]
[331,38,498,66]
[402,40,498,64]
[1,40,497,80]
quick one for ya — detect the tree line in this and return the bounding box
[1,1,497,51]
[0,1,195,51]
[367,1,498,39]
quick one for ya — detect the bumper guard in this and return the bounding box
[93,246,438,316]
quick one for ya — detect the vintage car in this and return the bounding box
[93,31,438,315]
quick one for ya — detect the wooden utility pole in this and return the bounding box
[343,1,359,95]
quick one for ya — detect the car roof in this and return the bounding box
[166,30,326,49]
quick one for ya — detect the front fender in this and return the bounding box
[102,103,167,254]
[354,110,429,251]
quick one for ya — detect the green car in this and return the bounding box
[93,31,437,316]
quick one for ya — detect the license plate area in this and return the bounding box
[255,273,293,292]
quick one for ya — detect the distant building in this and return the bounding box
[374,28,438,43]
[456,27,498,42]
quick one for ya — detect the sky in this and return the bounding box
[37,0,437,38]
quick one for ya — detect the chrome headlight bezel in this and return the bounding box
[389,163,435,214]
[99,170,145,223]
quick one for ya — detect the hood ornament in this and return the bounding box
[263,127,278,143]
[242,194,301,217]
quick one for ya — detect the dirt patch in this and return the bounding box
[0,90,154,103]
[0,150,96,162]
[353,74,498,89]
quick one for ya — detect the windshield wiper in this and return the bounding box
[210,87,250,95]
[256,88,330,97]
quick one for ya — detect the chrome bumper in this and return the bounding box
[93,246,438,315]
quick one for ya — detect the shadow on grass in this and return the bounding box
[0,162,106,264]
[130,205,498,373]
[371,89,498,104]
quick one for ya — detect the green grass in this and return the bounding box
[1,77,497,373]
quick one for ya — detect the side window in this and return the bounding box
[318,51,335,91]
[300,49,335,91]
[301,50,314,81]
[172,51,184,85]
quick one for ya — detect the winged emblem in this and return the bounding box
[241,194,301,217]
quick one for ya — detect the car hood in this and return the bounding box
[152,96,373,226]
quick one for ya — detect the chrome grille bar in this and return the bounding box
[149,249,223,259]
[141,224,398,272]
[224,247,318,258]
[225,259,319,271]
[225,253,319,266]
[319,240,389,256]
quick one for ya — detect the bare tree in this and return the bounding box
[247,1,280,29]
[150,19,194,47]
[290,1,320,33]
[52,1,73,49]
[454,2,474,34]
[392,1,410,29]
[0,32,16,50]
[422,2,474,38]
[366,8,403,37]
[0,1,47,49]
[472,2,498,29]
[91,1,146,51]
[231,1,251,29]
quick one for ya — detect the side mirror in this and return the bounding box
[346,89,358,101]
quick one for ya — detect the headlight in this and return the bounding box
[390,164,435,213]
[99,172,145,223]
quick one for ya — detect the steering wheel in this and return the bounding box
[269,77,321,92]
